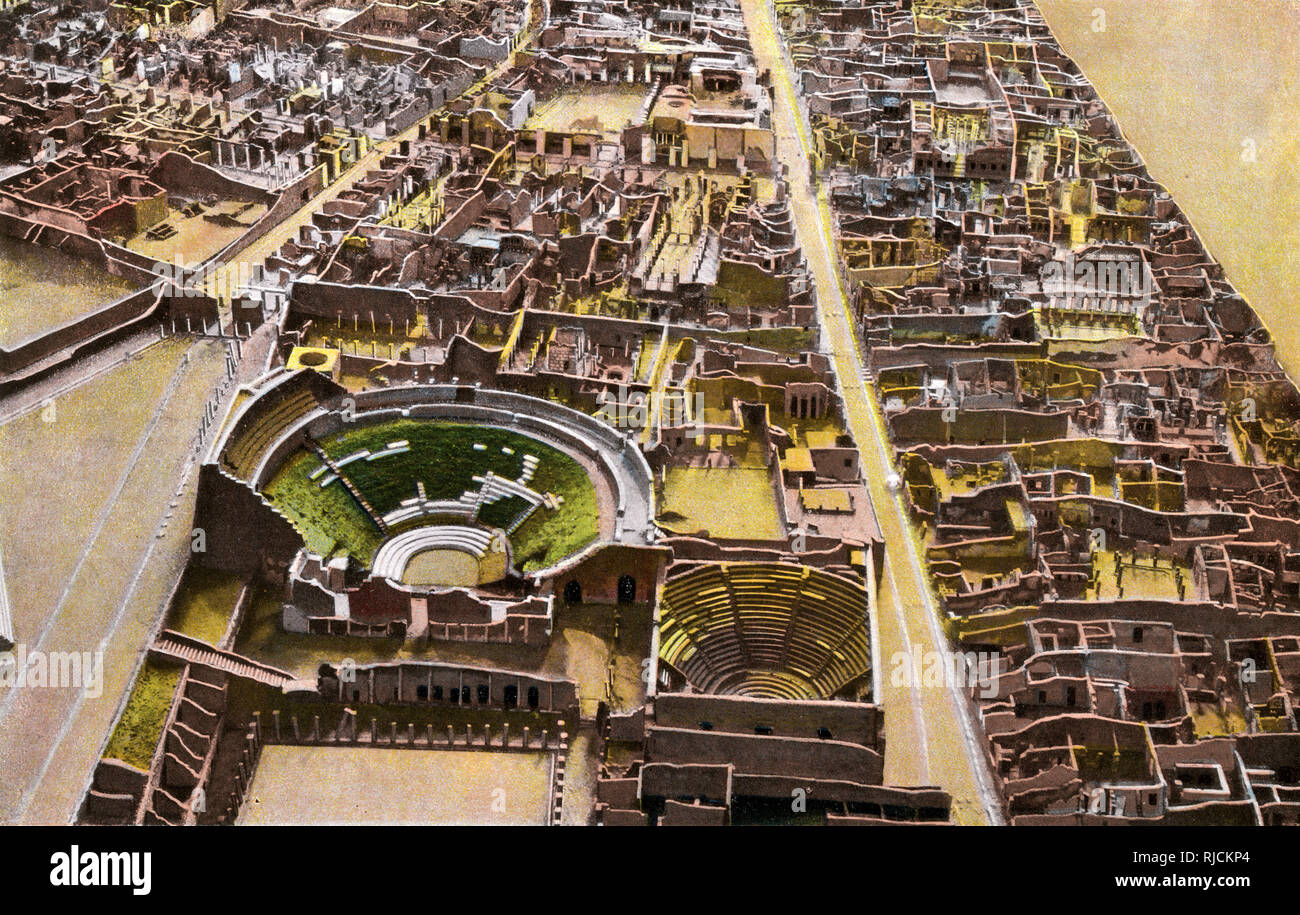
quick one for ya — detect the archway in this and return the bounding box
[563,579,583,604]
[617,574,636,604]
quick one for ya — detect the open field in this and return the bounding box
[661,466,784,540]
[0,338,192,638]
[526,85,650,137]
[164,568,245,645]
[119,201,267,268]
[0,235,139,347]
[238,746,553,825]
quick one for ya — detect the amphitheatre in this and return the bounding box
[0,0,1294,843]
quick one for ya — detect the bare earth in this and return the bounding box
[238,746,554,825]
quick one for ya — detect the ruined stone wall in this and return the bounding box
[150,151,275,205]
[646,725,885,785]
[0,285,160,379]
[550,543,669,604]
[654,693,883,748]
[320,660,578,711]
[193,464,304,575]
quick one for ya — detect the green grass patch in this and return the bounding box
[477,494,531,530]
[165,568,244,645]
[322,421,543,514]
[103,661,182,770]
[264,450,384,563]
[263,420,599,571]
[511,448,599,572]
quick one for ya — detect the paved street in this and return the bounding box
[739,0,1003,824]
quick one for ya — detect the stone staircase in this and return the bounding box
[153,631,293,688]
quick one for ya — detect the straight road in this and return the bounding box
[738,0,1003,825]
